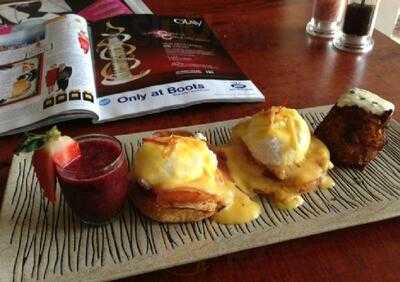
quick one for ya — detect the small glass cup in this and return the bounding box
[56,134,129,225]
[333,0,381,53]
[306,0,346,38]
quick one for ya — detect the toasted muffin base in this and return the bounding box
[130,183,219,223]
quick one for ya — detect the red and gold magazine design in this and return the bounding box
[91,15,249,98]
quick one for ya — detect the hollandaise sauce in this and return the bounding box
[221,143,305,209]
[222,136,334,210]
[212,173,261,224]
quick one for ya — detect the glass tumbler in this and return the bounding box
[56,134,129,225]
[333,0,381,53]
[306,0,346,38]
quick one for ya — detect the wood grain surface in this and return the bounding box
[0,0,399,281]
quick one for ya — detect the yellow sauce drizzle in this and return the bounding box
[222,137,334,210]
[212,183,261,224]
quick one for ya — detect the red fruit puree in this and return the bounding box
[57,136,128,224]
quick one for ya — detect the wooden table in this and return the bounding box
[1,0,400,281]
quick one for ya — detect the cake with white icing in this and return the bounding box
[337,88,395,116]
[315,88,394,168]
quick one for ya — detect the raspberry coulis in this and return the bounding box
[57,138,128,224]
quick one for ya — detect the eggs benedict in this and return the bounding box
[219,106,335,209]
[239,107,312,180]
[131,131,260,224]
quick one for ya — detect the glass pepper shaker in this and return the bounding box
[333,0,381,53]
[306,0,346,38]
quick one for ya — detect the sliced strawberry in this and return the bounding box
[48,136,81,168]
[17,126,81,202]
[32,148,57,202]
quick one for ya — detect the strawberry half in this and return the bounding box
[17,126,81,202]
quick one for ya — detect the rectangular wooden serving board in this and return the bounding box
[1,105,400,282]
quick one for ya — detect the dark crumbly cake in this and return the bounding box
[315,105,392,169]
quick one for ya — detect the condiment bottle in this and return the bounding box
[306,0,346,38]
[333,0,381,53]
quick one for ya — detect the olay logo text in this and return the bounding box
[173,18,202,27]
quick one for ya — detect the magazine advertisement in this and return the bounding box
[0,0,72,28]
[91,15,264,122]
[0,13,265,135]
[0,0,134,29]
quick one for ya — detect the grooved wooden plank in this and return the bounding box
[1,105,400,282]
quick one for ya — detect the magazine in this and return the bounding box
[0,0,147,32]
[0,13,264,136]
[0,0,72,28]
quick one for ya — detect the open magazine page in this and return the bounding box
[0,0,72,27]
[0,14,97,135]
[0,0,133,28]
[0,20,48,134]
[91,15,264,122]
[42,14,97,115]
